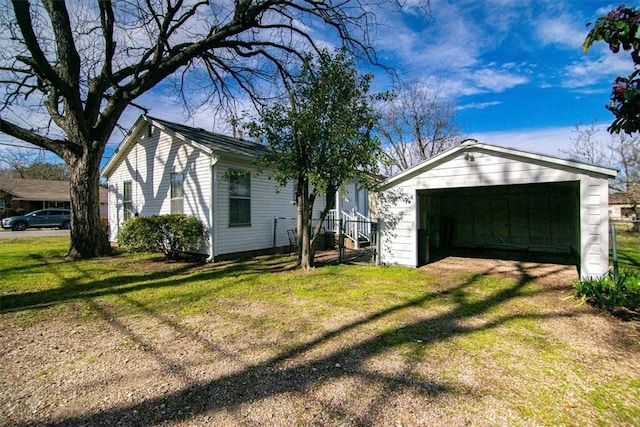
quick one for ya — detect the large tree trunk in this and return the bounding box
[65,148,111,260]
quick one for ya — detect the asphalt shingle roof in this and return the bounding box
[0,179,107,202]
[148,116,269,159]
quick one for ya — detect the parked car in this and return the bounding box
[1,209,71,231]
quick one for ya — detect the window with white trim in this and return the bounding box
[170,172,184,214]
[123,181,133,221]
[229,170,251,226]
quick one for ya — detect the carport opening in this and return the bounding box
[416,181,580,267]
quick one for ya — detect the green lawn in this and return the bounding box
[614,224,640,272]
[1,236,639,426]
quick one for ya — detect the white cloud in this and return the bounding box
[375,1,486,73]
[458,101,502,111]
[563,52,635,89]
[534,14,586,49]
[594,4,620,16]
[427,64,529,99]
[470,125,579,157]
[469,67,529,93]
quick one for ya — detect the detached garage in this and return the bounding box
[377,141,617,279]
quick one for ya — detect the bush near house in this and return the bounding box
[117,214,208,261]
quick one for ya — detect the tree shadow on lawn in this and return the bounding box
[18,261,582,426]
[0,254,298,313]
[618,251,640,270]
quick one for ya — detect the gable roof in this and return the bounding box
[149,116,269,159]
[101,115,268,177]
[0,179,107,203]
[378,141,618,190]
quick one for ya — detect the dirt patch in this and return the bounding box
[422,256,640,355]
[420,256,580,284]
[2,256,639,426]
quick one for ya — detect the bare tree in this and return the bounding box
[564,121,640,230]
[0,147,42,179]
[0,147,69,180]
[0,0,393,259]
[375,80,462,175]
[563,122,613,166]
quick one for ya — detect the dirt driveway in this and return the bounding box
[420,256,580,284]
[2,255,639,426]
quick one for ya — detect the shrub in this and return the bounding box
[574,271,640,311]
[117,214,208,261]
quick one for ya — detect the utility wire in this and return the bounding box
[0,141,41,150]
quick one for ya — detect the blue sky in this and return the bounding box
[367,0,638,157]
[0,1,636,168]
[106,0,637,162]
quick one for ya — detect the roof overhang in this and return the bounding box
[101,115,216,178]
[377,141,618,191]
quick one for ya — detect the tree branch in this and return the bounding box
[42,0,80,88]
[0,117,75,159]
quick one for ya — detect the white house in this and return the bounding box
[609,192,637,221]
[375,141,617,279]
[101,115,371,259]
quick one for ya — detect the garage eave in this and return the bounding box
[377,142,618,191]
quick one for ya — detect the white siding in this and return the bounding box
[212,158,327,257]
[214,158,294,255]
[379,181,416,267]
[409,151,587,190]
[580,178,610,279]
[106,127,212,241]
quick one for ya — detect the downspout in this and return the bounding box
[206,156,219,262]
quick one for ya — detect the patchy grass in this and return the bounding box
[614,224,640,271]
[1,237,639,426]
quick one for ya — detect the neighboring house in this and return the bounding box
[609,192,637,220]
[101,115,373,260]
[0,178,108,218]
[375,141,617,280]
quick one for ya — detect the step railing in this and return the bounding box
[327,208,370,249]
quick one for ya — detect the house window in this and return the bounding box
[123,181,133,221]
[0,199,5,210]
[622,207,636,218]
[170,172,184,214]
[229,170,251,226]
